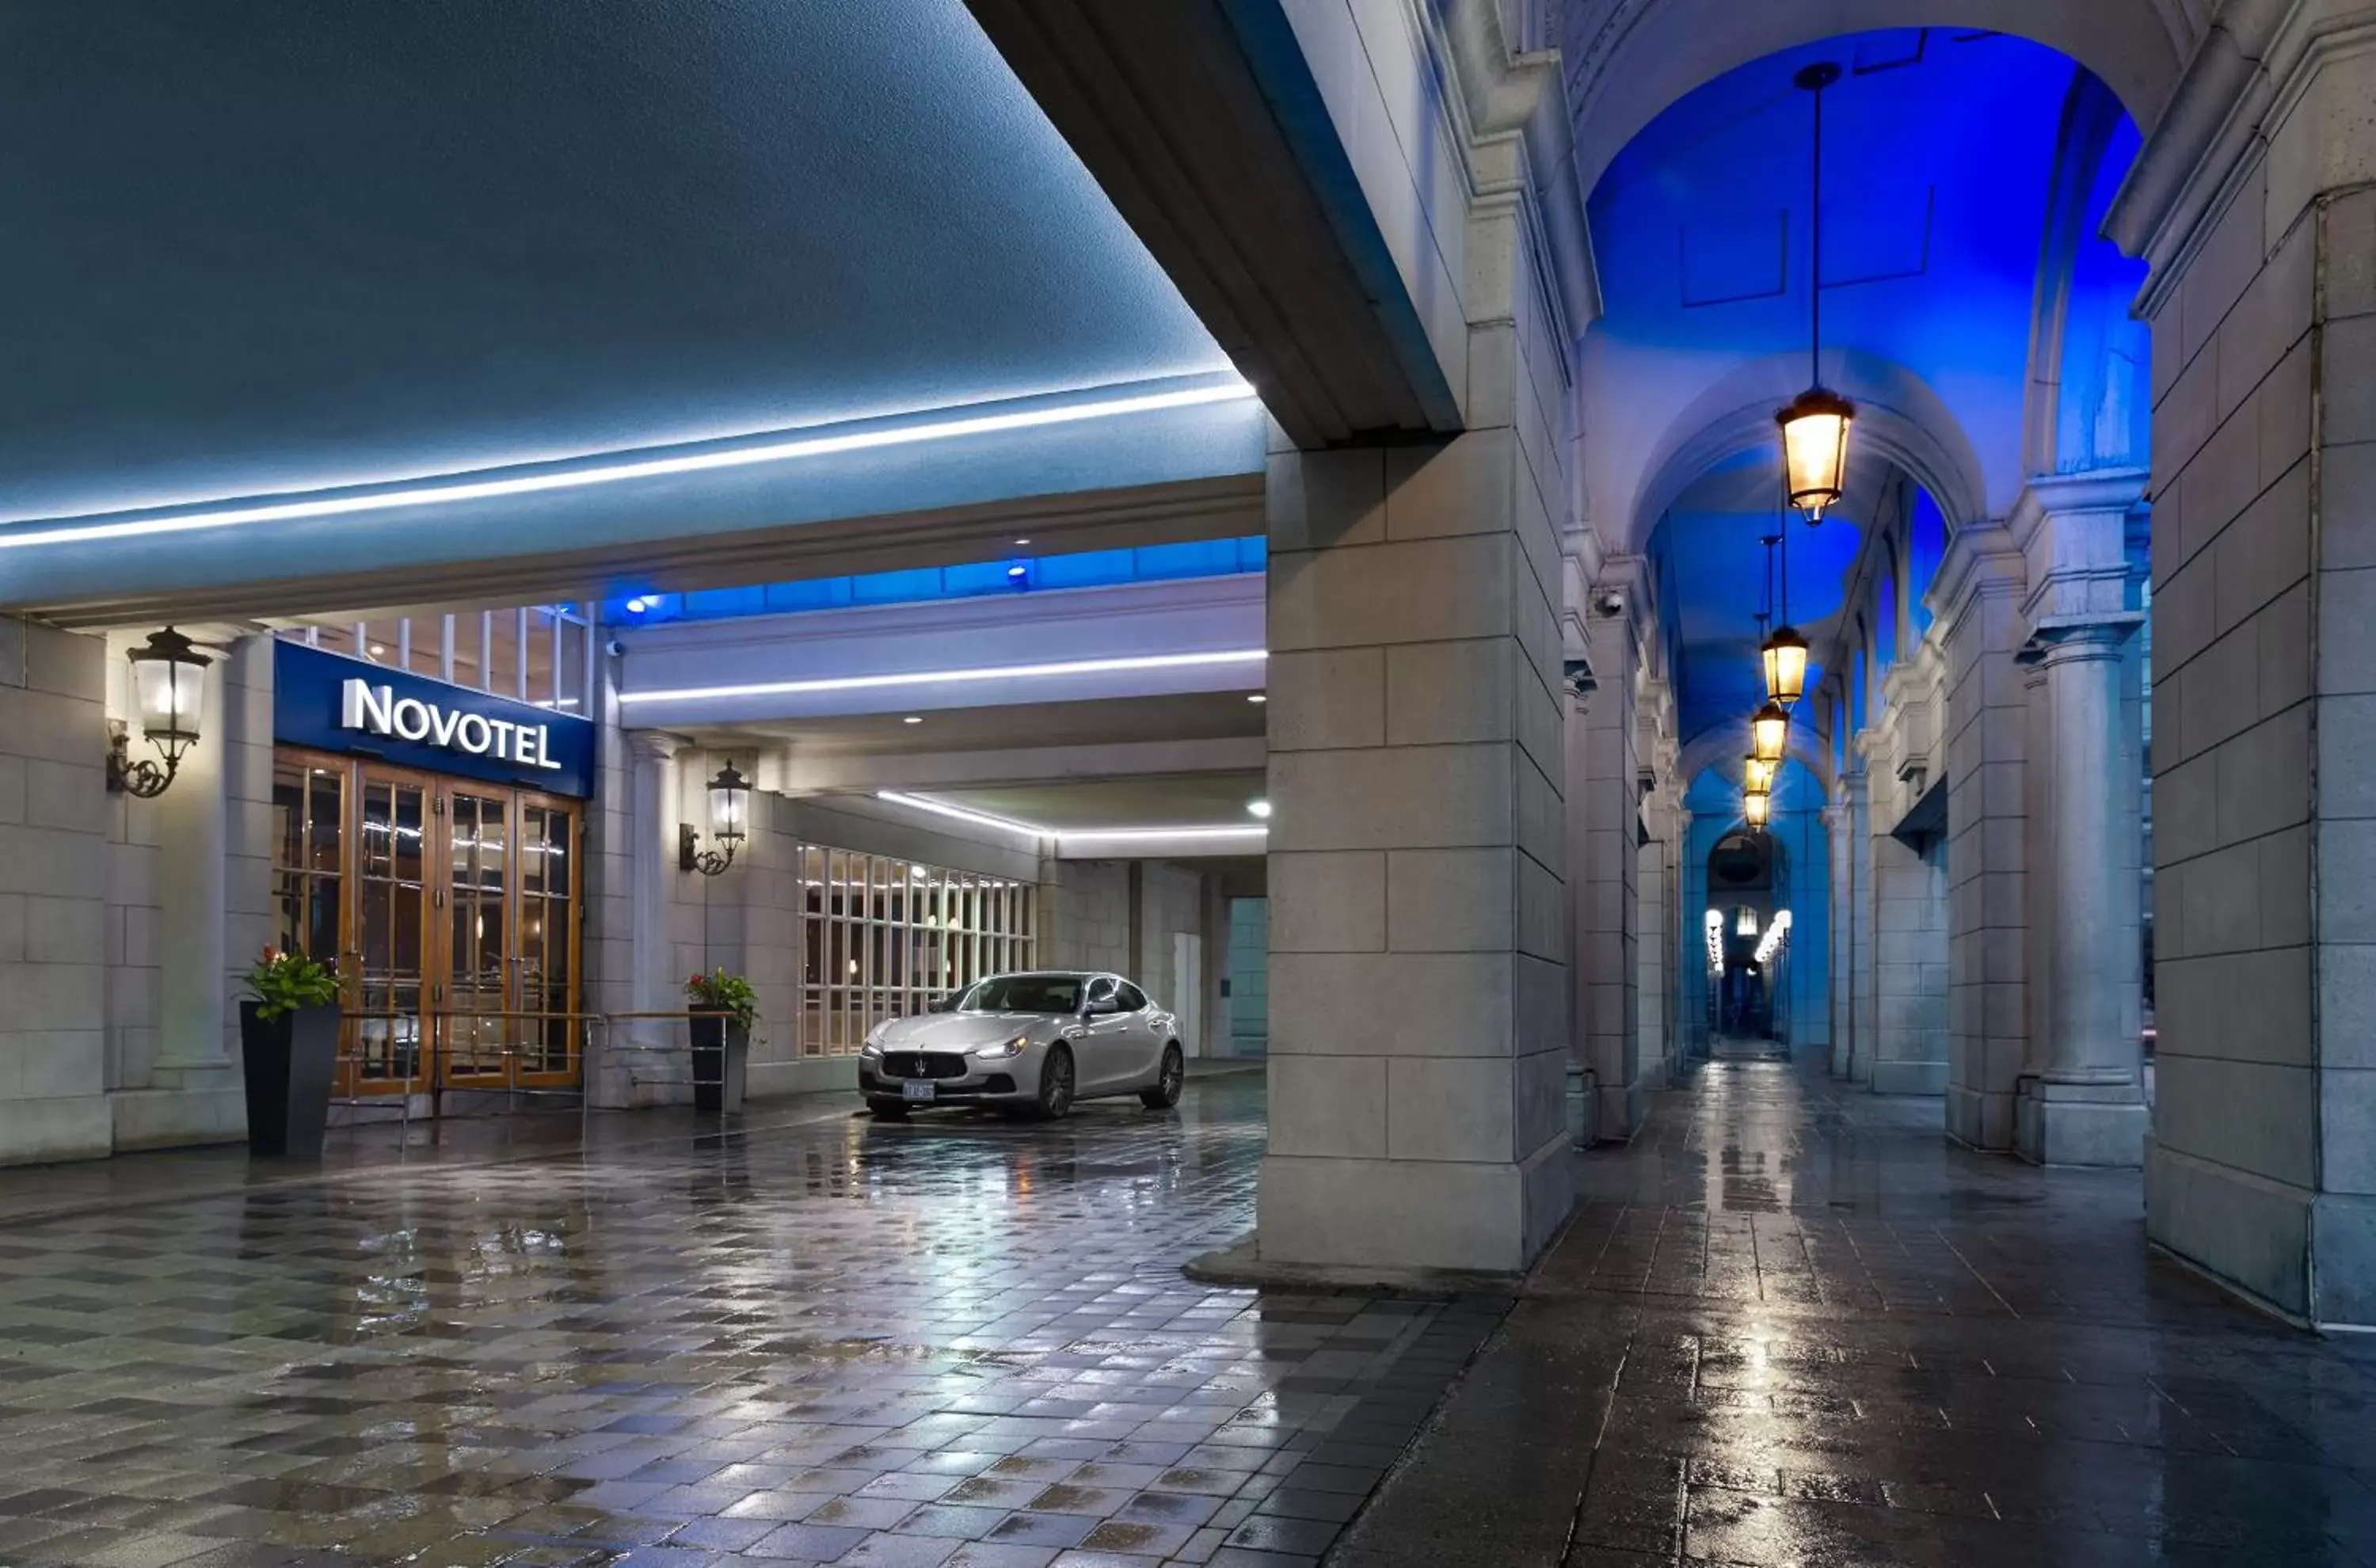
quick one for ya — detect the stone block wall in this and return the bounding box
[0,619,111,1163]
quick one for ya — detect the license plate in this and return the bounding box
[902,1080,935,1102]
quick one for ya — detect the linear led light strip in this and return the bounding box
[621,648,1266,705]
[876,790,1267,848]
[0,379,1259,550]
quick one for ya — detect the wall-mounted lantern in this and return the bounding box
[108,626,213,798]
[680,760,750,876]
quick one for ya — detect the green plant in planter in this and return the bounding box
[686,968,760,1032]
[246,946,339,1022]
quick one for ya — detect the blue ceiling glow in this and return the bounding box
[1685,755,1822,814]
[1598,29,2137,741]
[0,0,1229,520]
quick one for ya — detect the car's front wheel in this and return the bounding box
[1035,1045,1076,1119]
[1140,1043,1184,1109]
[866,1098,910,1120]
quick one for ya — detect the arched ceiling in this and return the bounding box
[1584,29,2099,555]
[1561,0,2195,195]
[0,0,1230,524]
[1589,27,2142,747]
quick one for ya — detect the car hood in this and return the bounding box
[874,1012,1064,1051]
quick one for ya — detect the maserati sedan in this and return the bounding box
[859,971,1185,1119]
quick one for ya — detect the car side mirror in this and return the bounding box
[927,995,953,1014]
[1084,996,1118,1017]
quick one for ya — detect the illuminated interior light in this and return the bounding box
[0,378,1259,550]
[1056,826,1269,843]
[1246,800,1271,819]
[872,789,1271,849]
[875,790,1046,842]
[619,648,1266,705]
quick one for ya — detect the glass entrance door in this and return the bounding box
[272,752,581,1101]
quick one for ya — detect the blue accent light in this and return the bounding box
[634,537,1267,627]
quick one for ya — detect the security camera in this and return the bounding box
[604,638,626,657]
[1592,588,1626,618]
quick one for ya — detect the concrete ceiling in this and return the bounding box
[696,691,1266,758]
[928,774,1269,831]
[0,0,1229,524]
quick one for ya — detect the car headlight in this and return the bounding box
[972,1033,1030,1060]
[859,1029,884,1057]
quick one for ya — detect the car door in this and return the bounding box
[1115,980,1164,1085]
[1077,975,1135,1091]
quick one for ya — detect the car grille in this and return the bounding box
[881,1052,969,1079]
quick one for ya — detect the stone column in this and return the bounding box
[1258,429,1571,1276]
[2017,621,2148,1162]
[1823,801,1853,1079]
[1844,761,1875,1083]
[1934,522,2031,1149]
[1578,588,1640,1137]
[628,729,686,1039]
[154,652,231,1073]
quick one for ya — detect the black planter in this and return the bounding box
[687,1015,749,1113]
[240,1000,340,1158]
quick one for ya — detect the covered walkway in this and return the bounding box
[1340,1056,2376,1567]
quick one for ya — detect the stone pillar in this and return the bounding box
[1636,818,1669,1091]
[1844,761,1875,1083]
[1823,802,1853,1078]
[0,619,111,1163]
[2017,622,2148,1162]
[154,652,230,1073]
[628,729,686,1045]
[1258,428,1572,1276]
[2106,0,2376,1323]
[1578,590,1640,1137]
[1934,523,2031,1149]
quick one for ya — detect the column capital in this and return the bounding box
[628,729,688,764]
[2017,612,2147,669]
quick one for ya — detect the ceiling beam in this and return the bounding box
[964,0,1463,447]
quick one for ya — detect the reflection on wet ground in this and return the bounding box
[0,1078,1499,1567]
[1336,1056,2376,1568]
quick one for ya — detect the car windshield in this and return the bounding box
[955,974,1084,1014]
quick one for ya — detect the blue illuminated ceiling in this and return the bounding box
[1593,29,2127,744]
[0,0,1230,523]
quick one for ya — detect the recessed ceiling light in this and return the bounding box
[902,715,923,725]
[1013,537,1032,546]
[623,596,650,614]
[1247,800,1272,819]
[368,643,386,657]
[1247,693,1267,704]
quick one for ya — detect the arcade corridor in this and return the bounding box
[1340,1058,2376,1567]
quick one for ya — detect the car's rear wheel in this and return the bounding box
[866,1098,910,1120]
[1140,1043,1185,1109]
[1035,1045,1076,1119]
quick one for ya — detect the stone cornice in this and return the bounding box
[1925,520,2027,644]
[2108,0,2376,314]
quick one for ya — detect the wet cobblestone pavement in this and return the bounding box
[0,1076,1502,1568]
[1334,1056,2376,1568]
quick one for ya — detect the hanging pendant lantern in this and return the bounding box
[1743,754,1777,797]
[1777,61,1852,523]
[1750,698,1790,765]
[1762,623,1809,708]
[1743,790,1772,829]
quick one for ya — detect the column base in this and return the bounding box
[2015,1078,2146,1166]
[1253,1136,1573,1278]
[1944,1084,2014,1151]
[111,1083,249,1152]
[1870,1060,1948,1097]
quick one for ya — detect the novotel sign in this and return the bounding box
[341,679,564,771]
[274,641,596,797]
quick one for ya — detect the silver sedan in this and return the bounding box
[859,971,1186,1119]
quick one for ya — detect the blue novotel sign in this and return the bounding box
[274,641,597,798]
